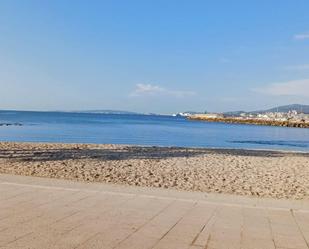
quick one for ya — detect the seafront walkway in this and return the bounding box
[0,174,309,249]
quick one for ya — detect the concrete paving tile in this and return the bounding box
[114,201,195,249]
[271,223,301,236]
[192,209,217,247]
[0,186,29,201]
[1,228,67,249]
[241,237,275,249]
[242,228,273,239]
[273,234,309,249]
[75,227,138,249]
[207,238,241,249]
[1,175,309,249]
[294,211,309,233]
[114,234,158,249]
[76,197,171,249]
[0,190,38,209]
[0,225,32,247]
[153,239,189,249]
[154,204,216,248]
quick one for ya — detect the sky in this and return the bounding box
[0,0,309,114]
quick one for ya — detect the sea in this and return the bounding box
[0,110,308,152]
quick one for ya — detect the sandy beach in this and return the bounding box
[0,142,308,200]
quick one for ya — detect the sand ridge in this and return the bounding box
[0,142,308,200]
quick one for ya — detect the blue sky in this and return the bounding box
[0,0,309,114]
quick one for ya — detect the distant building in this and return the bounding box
[200,113,224,119]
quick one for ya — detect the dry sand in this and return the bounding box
[0,142,308,200]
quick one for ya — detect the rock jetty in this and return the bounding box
[188,116,309,128]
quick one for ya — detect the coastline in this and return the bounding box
[0,142,308,200]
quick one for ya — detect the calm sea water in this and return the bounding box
[0,110,309,151]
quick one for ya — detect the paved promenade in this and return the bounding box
[0,174,309,249]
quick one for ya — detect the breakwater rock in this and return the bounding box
[188,117,309,128]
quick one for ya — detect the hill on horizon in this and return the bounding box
[224,104,309,116]
[254,104,309,114]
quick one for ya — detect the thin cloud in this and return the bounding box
[131,83,164,96]
[284,64,309,71]
[130,83,196,97]
[253,79,309,97]
[219,57,230,63]
[293,32,309,40]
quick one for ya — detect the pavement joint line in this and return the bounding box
[0,189,84,223]
[290,209,309,248]
[52,210,82,224]
[66,193,99,206]
[112,199,176,249]
[0,231,33,248]
[191,207,218,247]
[266,210,278,249]
[150,201,198,249]
[239,206,245,249]
[73,232,101,249]
[65,193,141,249]
[1,181,309,212]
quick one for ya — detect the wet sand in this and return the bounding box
[0,142,308,200]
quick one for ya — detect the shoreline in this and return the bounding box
[0,140,308,154]
[0,142,309,200]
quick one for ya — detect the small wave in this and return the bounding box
[229,140,308,148]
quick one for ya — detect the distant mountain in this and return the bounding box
[74,110,141,115]
[254,104,309,114]
[222,104,309,116]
